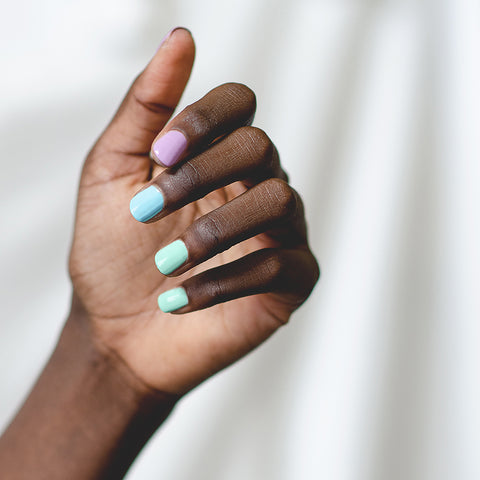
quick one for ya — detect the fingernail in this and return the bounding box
[152,130,188,167]
[159,28,175,48]
[130,186,164,222]
[155,240,189,275]
[158,287,189,313]
[158,26,190,50]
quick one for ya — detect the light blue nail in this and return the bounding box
[158,287,189,313]
[155,240,189,275]
[130,186,164,222]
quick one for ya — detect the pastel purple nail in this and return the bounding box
[158,28,175,50]
[157,27,190,51]
[152,130,188,167]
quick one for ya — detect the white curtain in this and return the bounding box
[1,1,479,478]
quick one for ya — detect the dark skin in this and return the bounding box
[0,28,319,479]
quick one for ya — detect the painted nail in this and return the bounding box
[155,240,189,275]
[130,185,164,222]
[152,130,188,167]
[158,27,190,51]
[158,287,189,313]
[159,28,175,49]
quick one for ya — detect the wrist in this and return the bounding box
[56,295,179,476]
[0,294,178,480]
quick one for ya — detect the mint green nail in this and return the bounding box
[158,287,188,313]
[155,240,189,275]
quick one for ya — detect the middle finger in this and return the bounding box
[130,126,286,223]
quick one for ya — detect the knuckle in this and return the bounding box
[131,76,175,116]
[204,276,225,302]
[193,214,224,252]
[262,178,298,218]
[235,126,274,169]
[176,161,202,193]
[248,127,274,158]
[182,106,212,135]
[296,251,321,302]
[220,82,257,112]
[262,253,287,286]
[312,255,321,285]
[133,94,175,117]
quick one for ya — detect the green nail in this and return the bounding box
[155,240,188,275]
[158,287,189,313]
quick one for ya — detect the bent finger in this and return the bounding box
[157,248,320,314]
[154,179,306,276]
[150,82,257,168]
[130,126,286,223]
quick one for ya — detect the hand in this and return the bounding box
[69,28,319,396]
[0,28,319,479]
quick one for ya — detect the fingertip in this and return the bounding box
[139,27,195,110]
[130,186,165,222]
[163,27,193,44]
[85,29,195,183]
[155,26,195,61]
[158,287,189,313]
[158,27,183,50]
[151,129,188,167]
[155,239,189,276]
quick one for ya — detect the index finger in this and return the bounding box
[150,83,256,167]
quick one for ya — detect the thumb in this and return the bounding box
[84,28,195,183]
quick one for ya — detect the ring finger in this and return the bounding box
[154,178,307,276]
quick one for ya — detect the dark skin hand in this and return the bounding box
[0,28,319,479]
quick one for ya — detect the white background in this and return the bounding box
[1,0,480,478]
